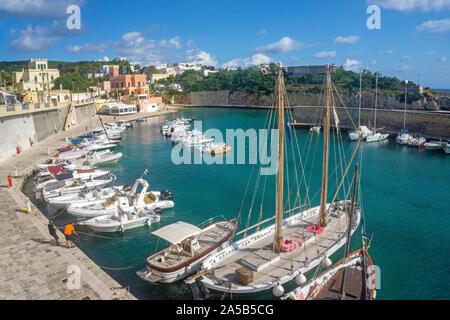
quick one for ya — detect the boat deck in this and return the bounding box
[210,208,350,287]
[314,264,367,300]
[147,221,236,270]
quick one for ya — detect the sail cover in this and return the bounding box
[152,221,201,244]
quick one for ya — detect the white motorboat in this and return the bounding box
[194,142,231,154]
[444,141,450,154]
[46,185,130,209]
[396,132,412,145]
[407,136,426,148]
[66,178,174,219]
[137,218,237,284]
[366,132,389,143]
[78,208,161,233]
[54,149,90,160]
[424,140,444,151]
[41,178,114,200]
[34,167,110,191]
[181,131,214,147]
[83,150,122,165]
[349,126,372,141]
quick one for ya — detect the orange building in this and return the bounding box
[110,74,150,96]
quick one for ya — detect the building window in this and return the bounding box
[121,82,124,88]
[51,76,54,81]
[138,81,141,87]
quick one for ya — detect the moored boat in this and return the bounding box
[137,218,238,284]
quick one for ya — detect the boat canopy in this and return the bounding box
[152,221,201,244]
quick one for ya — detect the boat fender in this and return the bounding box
[296,272,307,285]
[146,220,152,227]
[273,283,284,297]
[322,257,332,267]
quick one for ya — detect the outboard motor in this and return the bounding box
[123,184,131,192]
[160,189,173,201]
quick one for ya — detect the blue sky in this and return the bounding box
[0,0,449,87]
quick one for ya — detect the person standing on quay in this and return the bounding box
[64,222,78,249]
[48,220,59,246]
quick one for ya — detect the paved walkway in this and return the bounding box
[0,109,176,300]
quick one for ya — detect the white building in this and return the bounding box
[169,83,182,91]
[100,65,111,76]
[203,69,218,77]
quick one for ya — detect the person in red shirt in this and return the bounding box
[63,222,78,248]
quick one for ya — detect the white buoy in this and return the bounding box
[146,220,152,226]
[296,272,307,285]
[372,289,377,300]
[323,257,332,267]
[272,283,284,297]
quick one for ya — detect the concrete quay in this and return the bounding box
[0,108,176,300]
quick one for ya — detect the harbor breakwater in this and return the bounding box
[173,90,450,138]
[0,103,95,162]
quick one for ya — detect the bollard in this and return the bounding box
[26,199,32,214]
[7,175,12,187]
[47,147,50,155]
[13,167,18,177]
[16,146,21,154]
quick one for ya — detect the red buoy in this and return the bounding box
[16,147,21,153]
[7,175,12,187]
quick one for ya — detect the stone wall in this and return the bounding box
[293,106,450,138]
[0,103,96,162]
[188,90,229,106]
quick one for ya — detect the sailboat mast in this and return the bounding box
[358,71,362,128]
[374,72,378,131]
[274,64,285,253]
[319,65,331,227]
[403,80,408,131]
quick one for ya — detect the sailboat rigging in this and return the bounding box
[196,64,362,297]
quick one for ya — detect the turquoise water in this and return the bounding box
[28,107,450,300]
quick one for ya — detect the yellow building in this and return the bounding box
[13,59,60,92]
[22,89,71,104]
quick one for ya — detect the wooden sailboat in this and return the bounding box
[197,65,361,296]
[366,72,389,143]
[282,165,377,300]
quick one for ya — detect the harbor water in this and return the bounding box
[24,107,450,300]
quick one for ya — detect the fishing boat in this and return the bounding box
[424,140,444,151]
[396,80,413,145]
[349,71,372,141]
[198,65,361,297]
[282,165,376,300]
[365,72,389,143]
[66,178,174,219]
[78,207,161,233]
[137,217,238,284]
[181,132,214,148]
[136,117,147,122]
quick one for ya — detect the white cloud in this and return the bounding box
[314,51,336,58]
[115,31,185,65]
[415,18,450,33]
[257,29,267,35]
[334,35,360,44]
[386,49,394,54]
[394,65,413,72]
[10,20,82,52]
[0,0,85,19]
[102,56,109,62]
[438,56,447,62]
[186,49,218,67]
[369,0,450,12]
[65,42,108,53]
[343,58,362,72]
[254,37,306,54]
[402,55,411,60]
[425,51,435,55]
[221,53,273,69]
